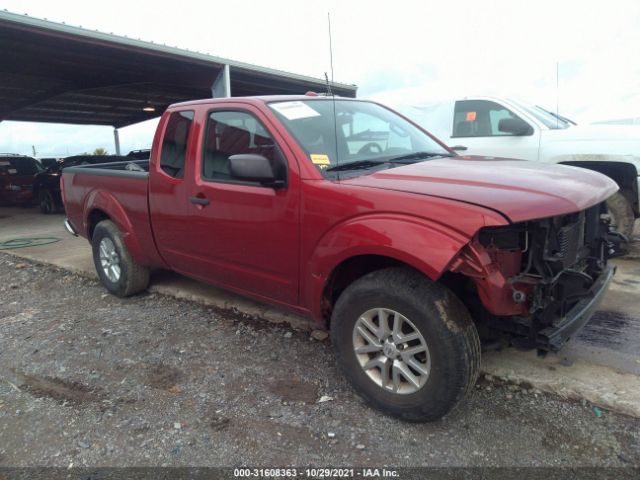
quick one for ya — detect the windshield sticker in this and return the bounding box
[7,168,17,174]
[466,111,477,121]
[0,161,10,166]
[310,154,330,167]
[271,101,321,121]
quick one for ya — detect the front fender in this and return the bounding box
[303,214,475,321]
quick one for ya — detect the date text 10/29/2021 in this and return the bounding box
[233,468,399,478]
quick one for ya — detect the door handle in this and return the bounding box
[189,196,210,206]
[451,145,468,151]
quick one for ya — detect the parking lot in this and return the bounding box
[1,251,639,468]
[0,206,639,467]
[2,1,640,476]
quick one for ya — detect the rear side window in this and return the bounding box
[160,111,194,178]
[453,100,522,137]
[201,110,285,183]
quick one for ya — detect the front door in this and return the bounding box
[181,106,300,306]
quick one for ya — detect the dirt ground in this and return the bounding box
[0,253,639,468]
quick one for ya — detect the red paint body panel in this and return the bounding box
[297,180,506,320]
[63,172,164,267]
[148,102,303,306]
[449,241,530,316]
[343,157,618,223]
[61,96,617,324]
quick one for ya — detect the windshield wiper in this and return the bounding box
[325,152,452,173]
[325,160,388,172]
[387,151,453,163]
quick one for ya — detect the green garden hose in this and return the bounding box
[0,237,60,250]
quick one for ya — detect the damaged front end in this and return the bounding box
[449,202,619,352]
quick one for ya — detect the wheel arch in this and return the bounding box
[82,189,145,263]
[305,214,472,325]
[321,254,419,327]
[86,208,111,240]
[558,160,639,216]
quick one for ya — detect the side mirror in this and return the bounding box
[229,154,285,188]
[498,117,533,136]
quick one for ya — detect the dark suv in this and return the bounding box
[34,155,129,213]
[0,154,44,206]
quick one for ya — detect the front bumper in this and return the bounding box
[537,264,615,351]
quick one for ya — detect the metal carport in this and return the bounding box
[0,9,356,148]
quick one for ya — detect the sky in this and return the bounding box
[1,0,639,156]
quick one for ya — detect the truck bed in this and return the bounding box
[61,159,162,267]
[63,159,150,177]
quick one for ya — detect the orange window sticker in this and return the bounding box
[466,111,477,121]
[310,154,330,166]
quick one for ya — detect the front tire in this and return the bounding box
[330,267,480,422]
[607,192,635,238]
[92,220,149,297]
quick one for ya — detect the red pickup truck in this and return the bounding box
[62,95,618,422]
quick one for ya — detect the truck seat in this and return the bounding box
[454,121,472,137]
[160,120,189,178]
[203,125,251,180]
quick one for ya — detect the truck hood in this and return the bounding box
[341,156,618,223]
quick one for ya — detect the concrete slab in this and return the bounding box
[1,206,639,417]
[0,207,92,274]
[482,350,640,418]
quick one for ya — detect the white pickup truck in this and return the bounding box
[398,96,640,237]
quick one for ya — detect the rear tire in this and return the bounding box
[330,267,480,422]
[38,189,55,214]
[92,220,149,297]
[607,192,635,238]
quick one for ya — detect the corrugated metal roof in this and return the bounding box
[0,10,357,127]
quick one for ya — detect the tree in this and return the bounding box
[93,148,108,156]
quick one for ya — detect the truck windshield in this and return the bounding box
[509,99,573,130]
[268,99,449,176]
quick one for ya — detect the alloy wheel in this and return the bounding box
[352,308,430,394]
[99,237,121,283]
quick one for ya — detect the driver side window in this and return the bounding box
[453,100,522,137]
[201,110,286,184]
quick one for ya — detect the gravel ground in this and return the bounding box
[0,253,639,468]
